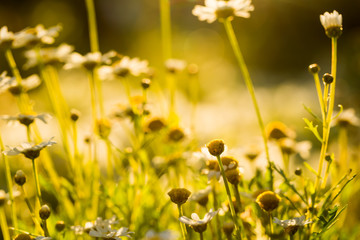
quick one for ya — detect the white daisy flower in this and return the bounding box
[0,72,41,95]
[189,186,212,206]
[13,24,62,48]
[179,209,219,233]
[1,113,50,126]
[274,216,312,235]
[24,43,74,69]
[192,0,254,24]
[165,58,187,73]
[88,217,133,239]
[332,108,360,128]
[320,10,343,38]
[278,138,312,159]
[143,229,179,240]
[64,51,116,70]
[4,138,56,160]
[0,26,15,48]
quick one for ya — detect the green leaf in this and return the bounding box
[303,117,323,142]
[303,104,322,123]
[303,162,321,178]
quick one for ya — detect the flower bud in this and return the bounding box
[70,109,81,122]
[146,117,166,132]
[222,221,235,236]
[322,73,333,84]
[256,191,281,212]
[39,204,51,220]
[55,220,66,232]
[206,139,225,156]
[308,63,320,74]
[294,168,302,176]
[14,234,32,240]
[14,170,27,186]
[141,78,151,89]
[167,188,191,206]
[168,127,185,142]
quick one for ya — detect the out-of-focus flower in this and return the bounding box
[143,229,179,240]
[189,186,212,206]
[332,108,360,128]
[179,209,219,233]
[13,24,62,48]
[98,56,149,80]
[168,188,191,206]
[1,113,50,127]
[265,121,296,140]
[274,216,312,235]
[0,26,15,48]
[86,216,132,240]
[64,51,116,70]
[255,190,281,212]
[278,138,312,159]
[24,43,74,69]
[0,72,41,95]
[4,138,56,160]
[192,0,254,23]
[320,10,343,38]
[165,59,187,73]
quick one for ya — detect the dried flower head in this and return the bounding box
[55,220,66,232]
[320,10,343,38]
[145,117,166,132]
[225,168,242,185]
[274,216,312,235]
[206,139,225,156]
[256,190,281,212]
[322,73,334,84]
[192,0,254,23]
[179,209,219,233]
[168,188,191,205]
[332,108,360,128]
[167,127,185,142]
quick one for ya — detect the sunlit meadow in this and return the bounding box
[0,0,360,240]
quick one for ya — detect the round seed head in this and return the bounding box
[146,117,166,132]
[308,63,320,74]
[294,168,302,176]
[14,170,27,186]
[167,188,191,206]
[256,191,281,212]
[225,168,242,185]
[322,73,334,84]
[206,139,225,156]
[39,204,51,220]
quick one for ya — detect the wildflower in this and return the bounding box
[70,225,85,235]
[96,118,112,139]
[255,190,281,212]
[202,159,221,181]
[167,127,185,142]
[0,26,15,48]
[13,24,62,48]
[0,188,21,206]
[14,170,27,186]
[145,117,166,132]
[4,138,56,160]
[1,113,50,127]
[179,209,219,233]
[99,56,149,79]
[332,108,360,128]
[225,167,242,185]
[265,121,296,140]
[274,216,312,235]
[165,59,187,73]
[143,229,179,240]
[278,137,312,159]
[206,139,225,156]
[64,51,116,70]
[23,43,74,69]
[87,217,133,240]
[168,188,191,206]
[39,204,51,220]
[320,10,343,38]
[242,143,262,162]
[192,0,254,23]
[0,72,41,95]
[189,186,212,206]
[34,237,52,240]
[222,221,235,237]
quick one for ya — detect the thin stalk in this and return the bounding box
[199,232,204,240]
[0,132,18,230]
[31,158,42,206]
[269,212,274,235]
[233,184,242,212]
[311,72,325,118]
[315,37,338,191]
[105,139,113,180]
[159,0,172,60]
[212,182,223,240]
[178,204,189,240]
[0,207,10,240]
[85,0,99,53]
[21,185,43,233]
[26,126,32,142]
[321,158,332,189]
[87,70,99,131]
[216,155,242,239]
[223,19,273,190]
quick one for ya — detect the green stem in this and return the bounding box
[106,139,113,180]
[312,72,326,119]
[233,184,242,212]
[216,155,242,239]
[85,0,99,53]
[321,157,332,189]
[31,159,42,206]
[212,182,223,240]
[0,207,10,240]
[5,48,22,85]
[178,204,188,240]
[269,212,274,235]
[21,185,43,232]
[199,231,204,240]
[87,70,99,131]
[223,19,273,190]
[159,0,172,60]
[0,132,18,230]
[314,37,338,191]
[338,127,348,173]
